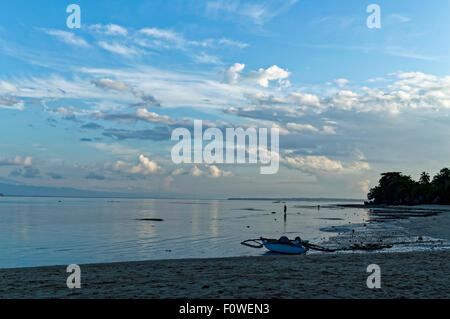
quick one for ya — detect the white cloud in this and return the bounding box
[328,90,359,111]
[244,92,284,105]
[44,30,89,47]
[284,155,343,172]
[388,14,411,23]
[93,108,188,126]
[0,156,33,166]
[6,64,450,124]
[139,27,247,53]
[223,71,450,115]
[171,168,186,176]
[223,63,245,84]
[80,66,246,109]
[287,92,321,107]
[286,122,319,133]
[0,81,18,93]
[137,154,160,173]
[270,122,290,135]
[0,96,24,110]
[111,154,160,175]
[321,125,336,135]
[334,78,349,87]
[246,65,290,88]
[282,155,370,174]
[0,75,141,111]
[51,106,80,120]
[140,28,182,42]
[188,165,232,178]
[193,52,222,65]
[189,165,203,177]
[395,72,438,88]
[205,0,298,25]
[322,72,450,113]
[91,78,160,107]
[90,24,128,36]
[92,78,132,92]
[218,38,248,49]
[241,91,321,108]
[208,165,233,178]
[98,41,139,56]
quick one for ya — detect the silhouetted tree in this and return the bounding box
[368,172,416,205]
[419,172,430,184]
[368,168,450,205]
[431,168,450,204]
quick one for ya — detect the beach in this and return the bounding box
[1,203,449,299]
[1,250,449,299]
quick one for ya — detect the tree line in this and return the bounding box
[368,168,450,205]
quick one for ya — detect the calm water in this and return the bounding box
[0,197,367,268]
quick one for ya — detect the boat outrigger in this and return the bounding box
[241,236,335,254]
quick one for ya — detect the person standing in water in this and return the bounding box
[284,204,287,216]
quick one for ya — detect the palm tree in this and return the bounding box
[419,172,430,184]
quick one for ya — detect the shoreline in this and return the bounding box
[1,249,449,298]
[1,203,449,298]
[319,204,450,252]
[2,203,449,268]
[338,203,450,210]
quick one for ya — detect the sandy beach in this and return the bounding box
[0,249,449,299]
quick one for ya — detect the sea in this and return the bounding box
[0,197,368,268]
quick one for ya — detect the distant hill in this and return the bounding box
[0,182,132,198]
[0,180,198,199]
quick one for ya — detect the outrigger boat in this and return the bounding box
[241,236,308,254]
[241,236,335,254]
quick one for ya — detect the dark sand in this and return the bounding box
[1,250,449,299]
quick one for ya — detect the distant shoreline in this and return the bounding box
[228,197,364,202]
[1,195,365,202]
[337,203,450,210]
[0,194,222,200]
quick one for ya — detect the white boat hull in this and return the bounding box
[262,240,308,254]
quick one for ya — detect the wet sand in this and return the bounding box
[395,205,450,241]
[1,249,449,299]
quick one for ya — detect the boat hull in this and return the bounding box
[262,240,308,254]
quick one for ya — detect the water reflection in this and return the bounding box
[209,200,219,237]
[0,197,368,268]
[191,201,201,236]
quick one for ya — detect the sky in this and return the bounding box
[1,0,450,199]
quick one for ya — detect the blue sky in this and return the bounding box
[1,0,450,198]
